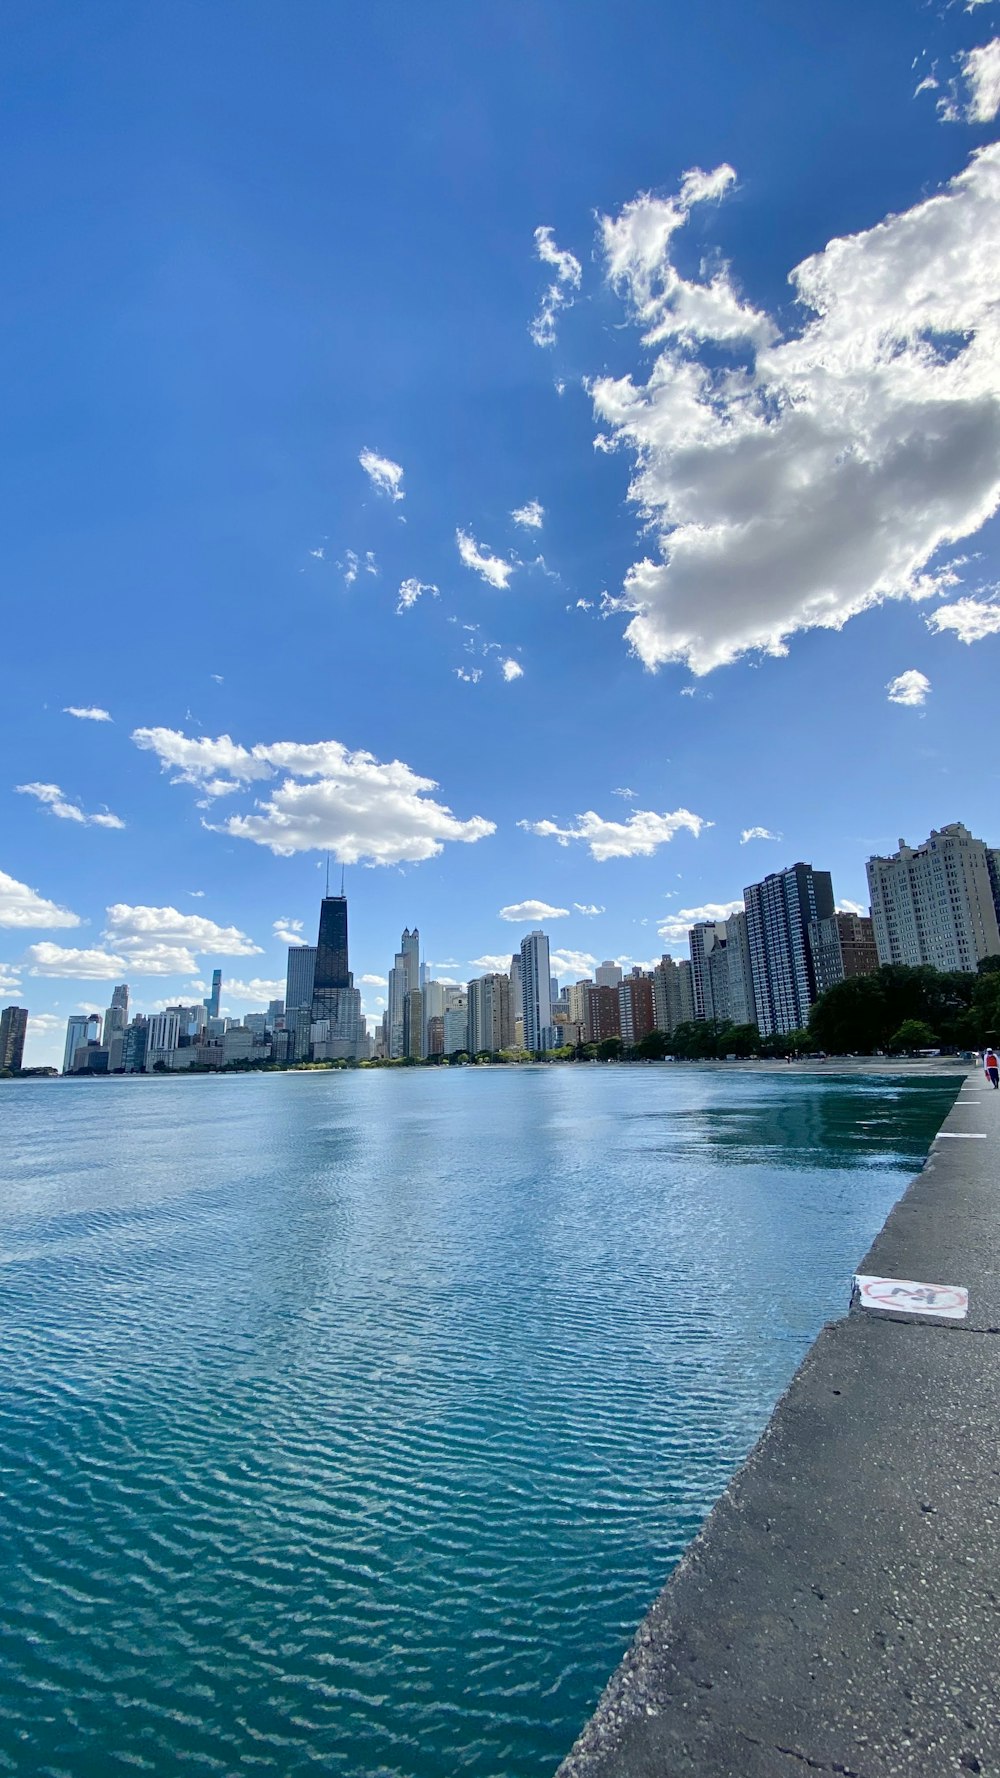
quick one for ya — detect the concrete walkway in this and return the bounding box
[557,1072,999,1778]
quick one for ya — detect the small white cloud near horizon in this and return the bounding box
[573,903,606,916]
[16,782,125,829]
[511,499,544,530]
[397,577,439,613]
[657,899,745,948]
[886,669,931,707]
[456,530,516,589]
[64,705,112,722]
[927,596,1000,643]
[273,917,307,947]
[518,806,708,861]
[613,787,637,800]
[0,963,22,994]
[740,826,782,844]
[501,659,524,681]
[0,868,80,930]
[530,226,583,347]
[498,900,570,922]
[469,953,514,973]
[837,899,867,917]
[550,947,599,980]
[359,448,405,502]
[360,973,388,986]
[26,941,128,980]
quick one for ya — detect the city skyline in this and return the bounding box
[3,4,1000,1069]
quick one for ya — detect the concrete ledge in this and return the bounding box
[557,1075,998,1778]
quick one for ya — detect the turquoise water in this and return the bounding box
[0,1066,956,1777]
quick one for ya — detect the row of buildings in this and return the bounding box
[41,816,1000,1074]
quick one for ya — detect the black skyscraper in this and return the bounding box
[311,895,352,1020]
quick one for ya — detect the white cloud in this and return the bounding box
[498,900,570,922]
[132,728,495,865]
[27,942,129,979]
[104,906,263,971]
[740,826,781,844]
[574,598,594,611]
[340,551,359,586]
[0,869,80,930]
[613,787,637,800]
[837,899,866,917]
[218,977,285,1005]
[573,903,605,916]
[517,806,707,861]
[64,705,112,722]
[530,226,582,347]
[0,964,22,994]
[886,669,931,706]
[590,146,1000,675]
[927,595,1000,642]
[469,954,514,973]
[359,448,405,502]
[16,782,125,829]
[657,900,745,948]
[454,667,483,685]
[360,973,388,986]
[21,1011,66,1069]
[501,659,524,681]
[188,889,205,898]
[397,577,438,613]
[309,547,325,560]
[961,38,1000,121]
[456,529,515,589]
[550,948,599,980]
[511,499,544,530]
[273,917,308,947]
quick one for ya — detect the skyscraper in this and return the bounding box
[520,930,555,1052]
[467,973,511,1054]
[595,960,623,989]
[103,984,129,1048]
[744,863,834,1037]
[689,922,730,1022]
[286,945,316,1016]
[807,911,878,996]
[63,1012,100,1074]
[0,1006,28,1073]
[866,823,1000,974]
[203,970,222,1020]
[309,893,364,1059]
[652,956,695,1034]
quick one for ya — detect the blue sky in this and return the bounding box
[4,0,1000,1065]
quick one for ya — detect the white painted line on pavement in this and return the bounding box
[936,1131,988,1139]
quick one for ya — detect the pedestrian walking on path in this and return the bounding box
[985,1047,1000,1089]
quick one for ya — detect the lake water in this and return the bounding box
[0,1065,957,1777]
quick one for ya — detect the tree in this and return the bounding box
[718,1023,761,1057]
[596,1036,623,1061]
[633,1030,672,1060]
[889,1019,938,1052]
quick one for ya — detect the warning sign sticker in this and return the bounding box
[854,1274,968,1320]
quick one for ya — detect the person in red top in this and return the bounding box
[985,1048,1000,1089]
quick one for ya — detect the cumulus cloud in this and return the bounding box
[740,826,781,843]
[550,948,599,980]
[517,806,707,861]
[456,529,515,589]
[501,658,524,681]
[359,448,405,501]
[397,577,438,613]
[93,905,264,975]
[0,869,80,930]
[360,973,388,986]
[657,899,745,948]
[960,38,1000,122]
[573,903,605,916]
[132,727,495,865]
[27,942,128,979]
[498,900,570,922]
[0,963,22,994]
[218,978,285,1005]
[274,917,308,947]
[64,706,112,722]
[511,499,544,529]
[469,954,514,973]
[927,595,1000,642]
[886,669,931,706]
[837,899,866,917]
[590,146,1000,674]
[530,226,582,347]
[16,782,125,829]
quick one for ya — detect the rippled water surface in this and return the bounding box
[0,1066,957,1777]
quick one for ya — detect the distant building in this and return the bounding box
[426,1015,445,1057]
[63,1013,100,1074]
[285,946,316,1018]
[584,983,621,1043]
[203,970,222,1021]
[808,911,879,996]
[103,985,129,1050]
[725,909,755,1027]
[521,931,556,1052]
[146,1008,183,1068]
[404,986,424,1060]
[618,971,654,1045]
[121,1018,148,1074]
[744,863,835,1037]
[467,974,511,1054]
[595,960,622,990]
[267,998,284,1028]
[866,823,1000,974]
[652,957,695,1034]
[244,1012,267,1035]
[0,1006,28,1073]
[310,894,364,1059]
[443,996,468,1055]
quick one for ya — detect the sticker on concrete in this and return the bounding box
[854,1275,968,1319]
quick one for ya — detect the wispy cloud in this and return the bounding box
[886,669,931,707]
[273,917,307,947]
[573,903,605,916]
[518,806,708,861]
[740,826,781,844]
[498,900,570,922]
[456,529,516,589]
[397,577,438,613]
[64,705,111,722]
[359,448,405,501]
[530,227,582,347]
[511,499,544,530]
[16,782,125,829]
[927,595,1000,643]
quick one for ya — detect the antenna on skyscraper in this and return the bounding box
[325,853,330,896]
[340,862,345,897]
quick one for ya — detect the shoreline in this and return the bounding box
[11,1055,975,1084]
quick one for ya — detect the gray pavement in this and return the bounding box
[557,1071,1000,1778]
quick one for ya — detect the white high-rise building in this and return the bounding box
[146,1008,182,1067]
[725,909,755,1026]
[867,823,1000,974]
[63,1012,99,1074]
[521,930,556,1052]
[595,960,622,990]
